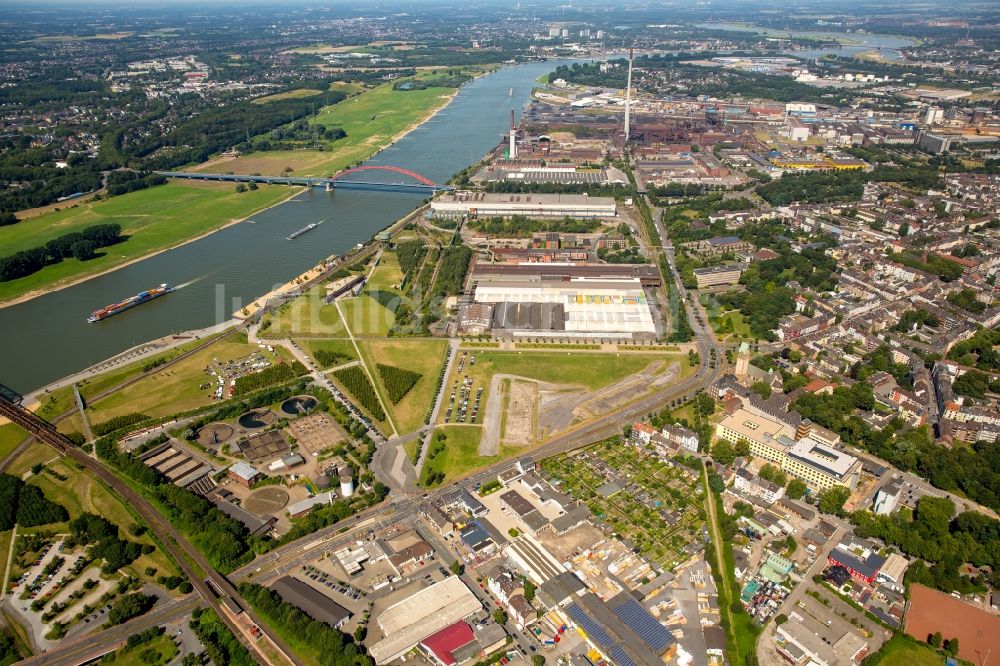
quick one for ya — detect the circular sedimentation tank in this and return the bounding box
[195,422,235,446]
[280,395,318,416]
[238,408,276,429]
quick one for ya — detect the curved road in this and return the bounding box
[2,186,726,665]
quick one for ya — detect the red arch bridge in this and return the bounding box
[157,165,453,193]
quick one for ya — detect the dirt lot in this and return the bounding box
[504,380,537,446]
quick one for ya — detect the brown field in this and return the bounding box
[904,584,1000,663]
[192,151,341,177]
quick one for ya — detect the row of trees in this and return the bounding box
[105,170,167,197]
[394,240,427,280]
[466,215,600,238]
[239,582,374,666]
[189,608,255,666]
[95,437,255,573]
[376,363,422,404]
[430,246,473,299]
[0,223,123,283]
[233,361,308,396]
[332,366,386,421]
[92,412,149,437]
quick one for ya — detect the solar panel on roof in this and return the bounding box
[610,646,638,666]
[611,598,676,652]
[566,604,614,648]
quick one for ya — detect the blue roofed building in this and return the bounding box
[460,521,495,554]
[563,591,676,666]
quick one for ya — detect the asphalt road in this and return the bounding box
[1,190,727,666]
[17,597,199,666]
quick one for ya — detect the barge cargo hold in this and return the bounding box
[88,284,175,323]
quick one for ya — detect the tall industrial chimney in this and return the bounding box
[624,48,633,144]
[509,109,518,160]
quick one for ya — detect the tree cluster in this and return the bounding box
[68,512,144,575]
[189,608,255,666]
[239,583,374,666]
[0,474,68,529]
[0,223,123,283]
[852,495,1000,592]
[106,593,156,626]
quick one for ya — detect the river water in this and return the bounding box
[0,60,566,394]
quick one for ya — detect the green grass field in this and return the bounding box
[338,296,394,337]
[252,88,322,105]
[359,339,448,434]
[864,635,944,666]
[0,182,294,305]
[104,634,178,665]
[200,82,456,178]
[461,351,674,390]
[0,423,28,460]
[261,286,350,338]
[709,309,752,340]
[365,252,404,291]
[307,83,455,174]
[438,350,685,428]
[77,335,222,402]
[85,333,292,423]
[421,426,517,486]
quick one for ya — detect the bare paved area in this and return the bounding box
[480,374,541,455]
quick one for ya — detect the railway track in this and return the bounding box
[0,393,301,666]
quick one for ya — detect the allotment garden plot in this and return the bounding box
[541,439,705,572]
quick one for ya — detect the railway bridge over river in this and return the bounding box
[158,164,454,194]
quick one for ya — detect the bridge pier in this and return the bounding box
[326,182,333,192]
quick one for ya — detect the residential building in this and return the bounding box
[873,478,904,515]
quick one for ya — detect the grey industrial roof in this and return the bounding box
[271,576,351,627]
[551,504,591,534]
[500,490,536,517]
[522,510,550,533]
[492,302,566,331]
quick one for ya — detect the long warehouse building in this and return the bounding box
[431,192,617,219]
[368,576,483,665]
[474,277,656,337]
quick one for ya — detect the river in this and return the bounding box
[694,22,917,61]
[0,60,567,394]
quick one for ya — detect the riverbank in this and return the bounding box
[1,59,562,394]
[196,80,464,178]
[0,75,469,311]
[9,207,433,421]
[0,183,302,309]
